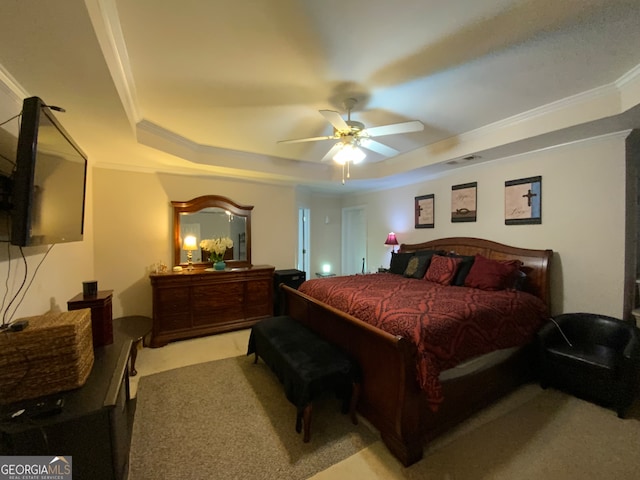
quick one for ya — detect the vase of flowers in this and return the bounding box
[200,236,234,270]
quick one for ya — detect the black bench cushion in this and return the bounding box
[247,316,358,410]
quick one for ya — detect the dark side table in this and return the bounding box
[113,316,153,376]
[0,335,134,480]
[68,290,114,348]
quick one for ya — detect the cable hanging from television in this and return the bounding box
[0,112,22,127]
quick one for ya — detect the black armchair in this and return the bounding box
[537,313,640,418]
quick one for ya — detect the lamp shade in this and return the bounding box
[384,232,398,246]
[182,235,198,251]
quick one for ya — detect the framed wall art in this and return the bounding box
[451,182,477,222]
[505,176,542,225]
[415,194,434,228]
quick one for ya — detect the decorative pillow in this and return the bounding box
[447,254,476,286]
[506,269,528,291]
[408,249,442,272]
[403,255,430,279]
[464,254,522,291]
[389,252,414,275]
[424,254,462,285]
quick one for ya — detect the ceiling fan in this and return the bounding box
[278,98,424,171]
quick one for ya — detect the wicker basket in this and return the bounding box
[0,309,94,405]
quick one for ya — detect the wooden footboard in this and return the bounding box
[283,284,425,465]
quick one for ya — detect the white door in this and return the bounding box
[342,206,367,275]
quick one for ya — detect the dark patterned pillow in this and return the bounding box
[464,254,522,290]
[403,255,430,279]
[389,252,414,275]
[424,254,462,285]
[447,254,476,286]
[408,249,442,273]
[506,269,528,291]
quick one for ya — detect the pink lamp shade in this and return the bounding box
[384,232,398,247]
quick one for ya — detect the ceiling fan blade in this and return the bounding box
[319,110,350,132]
[320,142,344,162]
[277,135,335,144]
[360,139,399,157]
[365,120,424,137]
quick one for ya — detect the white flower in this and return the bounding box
[200,236,234,262]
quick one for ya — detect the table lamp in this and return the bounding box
[384,232,399,253]
[182,235,198,270]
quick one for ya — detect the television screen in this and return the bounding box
[11,96,87,246]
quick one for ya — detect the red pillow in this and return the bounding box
[464,254,522,290]
[424,255,462,285]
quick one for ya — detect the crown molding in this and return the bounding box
[84,0,140,129]
[616,62,640,89]
[377,66,638,180]
[616,63,640,112]
[0,64,29,102]
[136,119,334,184]
[455,63,639,148]
[460,82,619,143]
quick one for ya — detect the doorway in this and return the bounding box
[297,208,310,276]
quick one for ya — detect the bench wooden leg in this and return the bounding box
[302,403,312,442]
[296,404,313,442]
[129,338,142,376]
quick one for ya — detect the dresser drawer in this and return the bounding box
[155,287,190,314]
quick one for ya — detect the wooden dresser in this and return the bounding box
[149,265,274,347]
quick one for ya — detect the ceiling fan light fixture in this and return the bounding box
[333,144,366,165]
[277,97,423,175]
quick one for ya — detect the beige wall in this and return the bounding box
[341,132,628,317]
[93,170,298,318]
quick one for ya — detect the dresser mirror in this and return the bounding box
[172,195,253,269]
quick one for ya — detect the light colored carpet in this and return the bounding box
[129,354,377,480]
[401,384,640,479]
[130,331,640,479]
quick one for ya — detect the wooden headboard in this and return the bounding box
[399,237,553,307]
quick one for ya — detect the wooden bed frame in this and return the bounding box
[282,237,552,466]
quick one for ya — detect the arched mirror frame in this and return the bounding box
[172,195,253,269]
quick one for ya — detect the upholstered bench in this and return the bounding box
[247,315,360,442]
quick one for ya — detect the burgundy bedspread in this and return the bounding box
[298,273,548,409]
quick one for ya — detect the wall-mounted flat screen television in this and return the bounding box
[11,96,87,246]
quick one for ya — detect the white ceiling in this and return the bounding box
[0,0,639,192]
